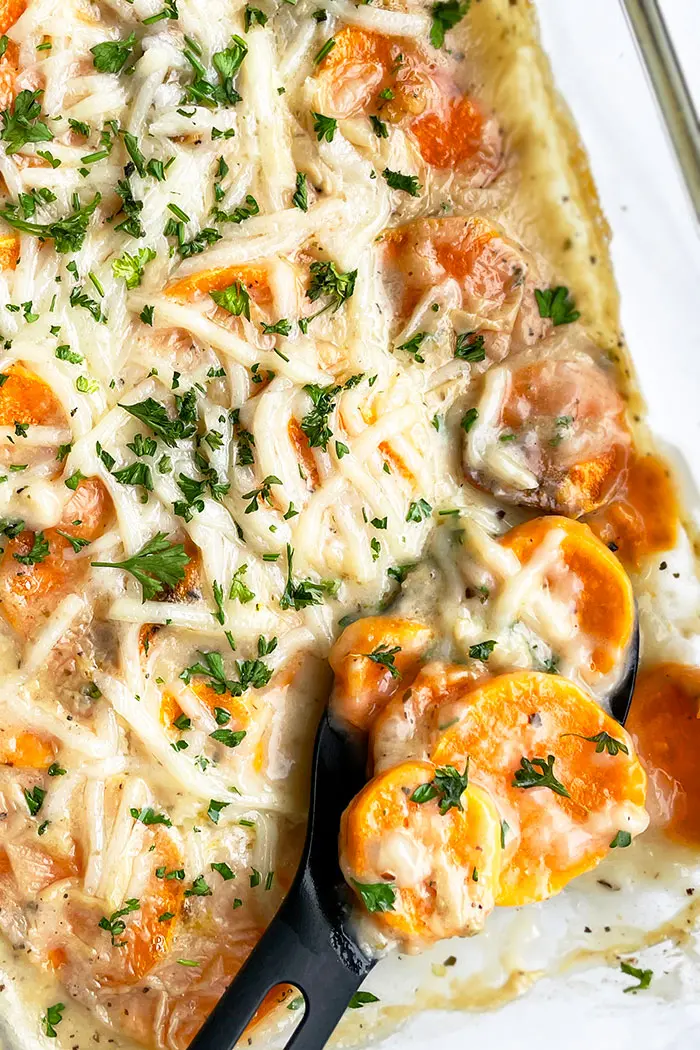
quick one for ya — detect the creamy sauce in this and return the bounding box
[0,0,696,1047]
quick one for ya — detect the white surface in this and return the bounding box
[382,2,700,1047]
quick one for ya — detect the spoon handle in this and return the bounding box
[187,883,372,1050]
[188,714,375,1050]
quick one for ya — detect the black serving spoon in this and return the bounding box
[188,617,640,1050]
[187,709,376,1050]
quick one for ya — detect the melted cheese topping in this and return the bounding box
[0,0,691,1047]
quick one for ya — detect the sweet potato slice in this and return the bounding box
[381,216,521,323]
[0,1,25,111]
[411,95,487,170]
[500,515,635,677]
[431,671,648,906]
[314,26,500,176]
[0,477,112,635]
[586,453,678,568]
[0,363,66,427]
[165,264,272,306]
[315,26,393,117]
[63,828,184,987]
[340,759,501,949]
[466,356,630,517]
[0,0,25,34]
[0,231,19,269]
[371,661,489,773]
[627,663,700,846]
[329,616,435,731]
[0,728,55,767]
[161,680,251,735]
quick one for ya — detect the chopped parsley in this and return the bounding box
[348,992,380,1009]
[406,498,432,523]
[512,754,570,798]
[91,532,190,600]
[534,286,580,326]
[41,1002,65,1038]
[621,960,653,993]
[210,280,250,319]
[0,193,101,253]
[129,806,172,827]
[306,260,357,315]
[351,879,396,913]
[242,474,281,514]
[562,731,629,756]
[468,640,497,661]
[300,382,339,450]
[13,531,49,565]
[244,5,268,29]
[461,407,478,433]
[184,874,212,897]
[98,898,140,946]
[312,112,337,142]
[207,799,229,824]
[0,89,52,154]
[211,861,236,880]
[410,761,469,815]
[112,247,156,289]
[370,114,388,139]
[279,544,325,610]
[292,171,308,211]
[23,785,46,816]
[229,564,254,603]
[120,396,197,446]
[382,167,421,197]
[397,332,428,363]
[455,332,486,362]
[366,644,401,679]
[429,0,471,49]
[90,32,136,73]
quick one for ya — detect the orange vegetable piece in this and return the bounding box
[92,829,184,986]
[0,231,19,270]
[315,27,497,174]
[0,1,24,110]
[627,663,700,847]
[329,616,435,731]
[431,671,648,906]
[161,680,250,732]
[411,95,485,170]
[0,0,25,34]
[0,363,66,427]
[0,728,54,768]
[288,417,319,488]
[316,26,392,116]
[0,477,112,635]
[46,946,67,971]
[165,264,271,306]
[371,661,489,773]
[340,759,502,950]
[500,516,635,677]
[139,536,201,658]
[586,454,678,568]
[381,217,513,320]
[493,357,630,517]
[4,836,80,898]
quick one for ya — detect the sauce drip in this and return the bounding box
[627,662,700,846]
[586,453,678,567]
